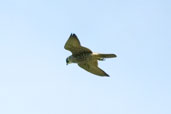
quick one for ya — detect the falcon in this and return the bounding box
[64,33,117,77]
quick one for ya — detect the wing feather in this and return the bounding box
[64,33,92,55]
[78,61,109,77]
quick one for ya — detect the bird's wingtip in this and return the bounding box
[70,33,73,36]
[104,73,110,77]
[106,74,110,77]
[70,33,77,37]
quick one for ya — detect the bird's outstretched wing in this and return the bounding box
[78,60,109,77]
[64,33,92,55]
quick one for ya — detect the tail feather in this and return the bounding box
[93,53,117,58]
[98,54,117,58]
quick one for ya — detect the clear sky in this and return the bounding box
[0,0,171,114]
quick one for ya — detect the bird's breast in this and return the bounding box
[73,53,92,63]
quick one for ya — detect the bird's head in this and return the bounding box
[66,57,72,65]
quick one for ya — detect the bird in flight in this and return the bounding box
[64,33,117,77]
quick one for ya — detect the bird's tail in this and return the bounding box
[93,53,117,59]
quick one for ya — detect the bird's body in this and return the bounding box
[68,53,115,64]
[64,33,117,77]
[67,53,91,63]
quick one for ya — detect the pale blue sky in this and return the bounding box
[0,0,171,114]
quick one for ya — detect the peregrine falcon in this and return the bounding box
[64,33,117,77]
